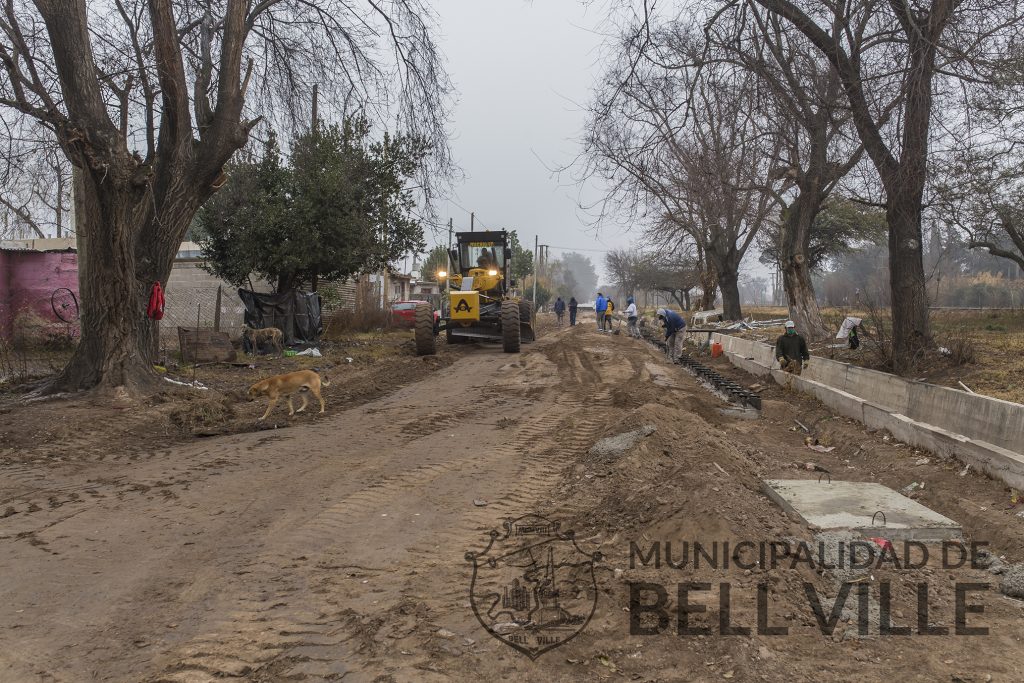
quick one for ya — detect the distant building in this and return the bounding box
[411,279,440,297]
[0,238,78,341]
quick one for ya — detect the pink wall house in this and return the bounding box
[0,248,80,341]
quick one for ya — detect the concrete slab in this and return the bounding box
[763,479,962,542]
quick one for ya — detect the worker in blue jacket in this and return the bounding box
[595,292,608,331]
[656,307,687,360]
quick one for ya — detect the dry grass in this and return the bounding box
[736,306,1024,404]
[167,394,237,429]
[322,307,393,337]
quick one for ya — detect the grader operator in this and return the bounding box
[412,230,535,355]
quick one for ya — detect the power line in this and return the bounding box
[543,244,613,254]
[445,198,492,230]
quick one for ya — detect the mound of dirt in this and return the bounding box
[588,424,657,459]
[167,394,237,431]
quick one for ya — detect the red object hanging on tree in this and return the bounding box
[147,282,165,320]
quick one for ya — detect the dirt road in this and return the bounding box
[2,323,1023,682]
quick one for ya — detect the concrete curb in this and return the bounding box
[712,333,1024,491]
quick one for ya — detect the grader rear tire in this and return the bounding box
[414,302,436,356]
[518,300,536,342]
[501,300,521,353]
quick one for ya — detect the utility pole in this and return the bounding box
[470,212,474,232]
[532,235,539,306]
[447,218,453,300]
[537,244,550,281]
[311,84,319,132]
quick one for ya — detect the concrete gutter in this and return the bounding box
[713,333,1024,491]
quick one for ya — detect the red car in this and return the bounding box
[391,301,439,328]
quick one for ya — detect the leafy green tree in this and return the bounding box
[525,276,552,308]
[508,230,534,283]
[760,198,886,275]
[194,133,290,287]
[546,258,579,298]
[197,118,429,292]
[559,252,598,296]
[422,245,450,280]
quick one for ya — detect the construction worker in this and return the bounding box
[625,297,639,338]
[605,298,615,331]
[568,297,578,326]
[657,308,687,361]
[775,320,810,375]
[595,292,607,331]
[553,296,566,325]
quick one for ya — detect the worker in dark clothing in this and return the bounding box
[568,297,578,326]
[656,308,687,360]
[775,320,810,375]
[553,296,566,325]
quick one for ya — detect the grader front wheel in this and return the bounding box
[414,301,436,356]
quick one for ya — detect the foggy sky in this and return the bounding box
[427,0,628,285]
[427,0,770,289]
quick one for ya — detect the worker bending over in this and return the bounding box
[656,308,686,361]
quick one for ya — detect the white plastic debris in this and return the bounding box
[296,348,322,357]
[163,377,208,390]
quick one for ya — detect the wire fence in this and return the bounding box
[0,302,78,383]
[161,285,248,351]
[2,275,451,382]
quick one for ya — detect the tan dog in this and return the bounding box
[242,325,284,354]
[247,370,329,421]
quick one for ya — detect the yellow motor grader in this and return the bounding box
[413,230,535,355]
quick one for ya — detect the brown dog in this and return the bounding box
[242,325,284,354]
[247,370,329,421]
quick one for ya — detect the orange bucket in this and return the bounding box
[711,342,724,358]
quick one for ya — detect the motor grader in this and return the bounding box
[413,230,535,355]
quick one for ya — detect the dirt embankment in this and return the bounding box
[1,319,1022,683]
[0,331,456,470]
[723,307,1024,404]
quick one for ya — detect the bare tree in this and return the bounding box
[705,5,878,339]
[604,248,643,296]
[0,0,451,393]
[937,150,1024,270]
[583,25,783,320]
[635,249,703,310]
[0,119,73,238]
[739,0,1024,368]
[606,246,703,309]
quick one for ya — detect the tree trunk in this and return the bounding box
[683,288,691,311]
[718,269,742,320]
[47,154,209,394]
[781,196,830,340]
[49,170,172,393]
[880,25,937,373]
[886,195,930,369]
[698,270,718,310]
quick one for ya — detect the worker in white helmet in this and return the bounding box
[774,320,809,375]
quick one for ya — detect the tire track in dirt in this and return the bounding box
[149,333,629,682]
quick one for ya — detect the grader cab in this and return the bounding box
[413,230,535,355]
